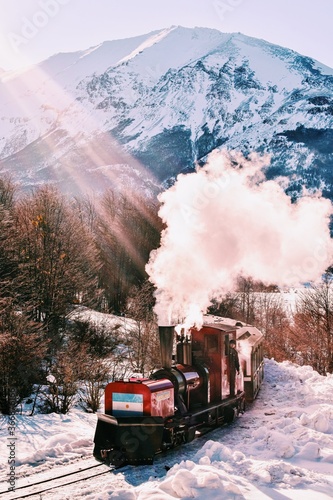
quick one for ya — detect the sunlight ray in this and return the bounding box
[0,62,161,204]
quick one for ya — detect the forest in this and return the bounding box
[1,175,332,415]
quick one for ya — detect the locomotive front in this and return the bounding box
[93,326,177,466]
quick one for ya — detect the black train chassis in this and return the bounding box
[93,392,245,466]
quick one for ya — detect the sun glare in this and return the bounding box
[0,57,161,287]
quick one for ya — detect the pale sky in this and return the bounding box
[0,0,332,71]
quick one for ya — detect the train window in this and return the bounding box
[205,334,218,353]
[192,340,202,351]
[192,340,203,359]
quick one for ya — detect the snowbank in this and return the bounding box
[0,359,332,499]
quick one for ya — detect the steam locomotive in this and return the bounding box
[93,315,264,467]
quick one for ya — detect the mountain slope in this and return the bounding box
[0,26,333,199]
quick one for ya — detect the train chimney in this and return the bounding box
[158,326,175,369]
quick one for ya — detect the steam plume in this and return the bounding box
[146,150,333,327]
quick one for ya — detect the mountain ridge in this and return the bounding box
[0,26,332,201]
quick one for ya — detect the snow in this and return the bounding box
[67,306,137,335]
[120,26,231,83]
[231,34,303,89]
[1,359,333,499]
[117,27,178,67]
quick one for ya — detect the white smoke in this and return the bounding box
[146,150,333,327]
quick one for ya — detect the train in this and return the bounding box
[93,315,264,467]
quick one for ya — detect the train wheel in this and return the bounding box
[185,427,196,443]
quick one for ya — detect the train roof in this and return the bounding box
[203,314,246,330]
[203,314,263,347]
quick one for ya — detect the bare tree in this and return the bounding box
[209,276,292,362]
[290,276,333,374]
[93,189,162,313]
[0,299,46,414]
[125,281,160,376]
[0,175,16,209]
[235,276,257,324]
[0,176,18,300]
[253,292,291,361]
[42,345,81,414]
[12,186,100,347]
[78,353,111,413]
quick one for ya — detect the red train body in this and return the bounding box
[105,378,174,418]
[93,316,264,467]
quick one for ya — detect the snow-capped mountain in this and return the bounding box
[1,26,333,199]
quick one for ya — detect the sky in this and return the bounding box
[0,0,332,71]
[1,352,333,499]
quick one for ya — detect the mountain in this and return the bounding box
[0,26,333,200]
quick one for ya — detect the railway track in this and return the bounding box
[0,460,112,499]
[0,416,241,499]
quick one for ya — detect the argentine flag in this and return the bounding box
[112,393,144,416]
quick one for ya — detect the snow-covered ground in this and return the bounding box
[1,358,333,499]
